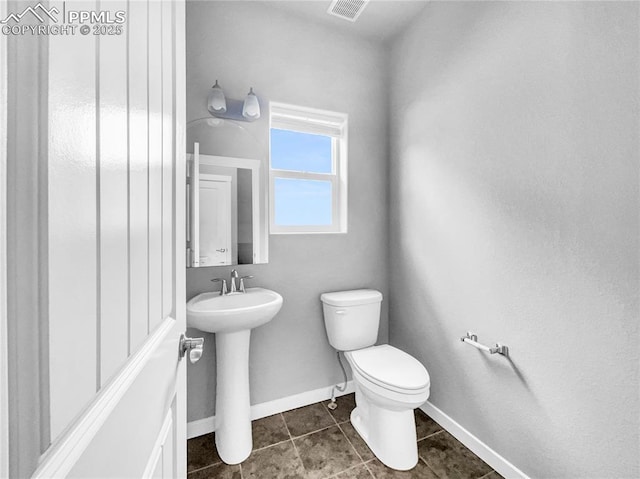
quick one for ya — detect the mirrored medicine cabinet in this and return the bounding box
[186,118,268,267]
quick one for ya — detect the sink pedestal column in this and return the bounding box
[215,330,252,464]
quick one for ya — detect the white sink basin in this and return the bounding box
[187,287,283,333]
[185,286,283,465]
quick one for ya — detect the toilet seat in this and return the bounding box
[346,345,430,395]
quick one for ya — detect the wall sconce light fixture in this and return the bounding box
[207,80,227,114]
[242,88,260,120]
[207,81,261,122]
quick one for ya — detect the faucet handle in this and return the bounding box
[239,275,254,293]
[210,278,228,295]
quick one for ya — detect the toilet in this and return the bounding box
[321,289,430,471]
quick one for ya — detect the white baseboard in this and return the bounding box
[188,384,528,479]
[420,401,529,479]
[187,415,217,440]
[187,381,355,439]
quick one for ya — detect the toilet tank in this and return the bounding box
[320,289,383,351]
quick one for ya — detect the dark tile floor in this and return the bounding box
[187,394,503,479]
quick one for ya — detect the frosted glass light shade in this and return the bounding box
[242,88,260,120]
[207,81,227,114]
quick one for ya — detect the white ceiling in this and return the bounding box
[262,0,430,43]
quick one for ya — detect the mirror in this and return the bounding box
[187,142,268,266]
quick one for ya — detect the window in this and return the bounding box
[269,102,348,234]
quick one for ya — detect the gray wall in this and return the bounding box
[388,2,639,478]
[186,1,389,422]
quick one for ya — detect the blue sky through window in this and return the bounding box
[270,129,332,173]
[274,178,332,226]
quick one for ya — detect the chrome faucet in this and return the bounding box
[211,270,254,295]
[230,269,239,293]
[210,277,228,295]
[239,274,254,293]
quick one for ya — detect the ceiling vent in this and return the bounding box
[327,0,370,22]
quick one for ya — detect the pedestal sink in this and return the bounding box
[187,287,283,464]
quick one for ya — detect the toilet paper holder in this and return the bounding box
[461,331,509,357]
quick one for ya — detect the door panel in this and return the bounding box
[47,0,98,441]
[128,0,150,354]
[66,320,179,478]
[162,0,175,320]
[144,409,173,479]
[148,0,164,334]
[29,0,187,476]
[199,179,233,266]
[99,0,130,386]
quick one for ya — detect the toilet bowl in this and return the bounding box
[346,345,430,470]
[321,290,430,471]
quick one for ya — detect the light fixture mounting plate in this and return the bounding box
[209,98,260,122]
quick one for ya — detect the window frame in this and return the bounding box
[269,102,348,234]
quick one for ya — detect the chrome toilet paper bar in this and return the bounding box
[460,331,509,357]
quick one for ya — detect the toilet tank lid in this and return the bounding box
[320,289,383,307]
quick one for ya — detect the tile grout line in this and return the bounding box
[326,400,372,477]
[417,429,448,479]
[288,422,342,441]
[322,397,365,460]
[414,413,446,478]
[335,421,367,464]
[417,428,445,442]
[282,402,339,440]
[362,459,376,479]
[420,456,444,479]
[323,400,342,427]
[280,412,308,475]
[286,401,366,479]
[188,461,243,478]
[186,434,223,474]
[416,412,446,442]
[323,459,375,479]
[186,462,222,476]
[416,422,493,478]
[253,436,295,452]
[323,404,375,479]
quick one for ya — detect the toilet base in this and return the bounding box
[350,397,419,471]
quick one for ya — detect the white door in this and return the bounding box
[199,176,233,266]
[4,0,190,477]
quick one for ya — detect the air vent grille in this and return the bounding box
[327,0,370,22]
